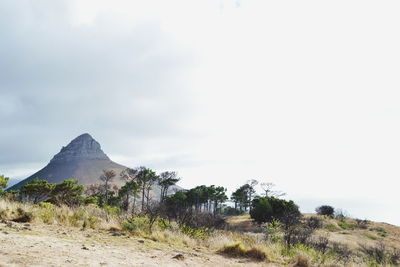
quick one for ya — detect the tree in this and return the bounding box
[260,182,286,197]
[158,171,180,202]
[211,186,228,215]
[0,175,9,192]
[99,170,116,204]
[246,179,258,211]
[118,180,140,213]
[21,178,54,204]
[316,205,335,216]
[50,179,84,206]
[135,167,158,211]
[250,196,300,225]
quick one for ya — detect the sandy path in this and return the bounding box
[0,221,268,267]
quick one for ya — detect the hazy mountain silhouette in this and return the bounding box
[9,133,128,190]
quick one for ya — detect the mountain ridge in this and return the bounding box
[9,133,128,190]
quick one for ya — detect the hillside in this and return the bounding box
[0,199,399,266]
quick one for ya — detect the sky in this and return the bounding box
[1,0,400,225]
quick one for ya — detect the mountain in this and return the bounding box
[9,133,129,190]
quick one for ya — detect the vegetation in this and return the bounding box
[315,205,335,217]
[0,174,9,192]
[1,172,399,266]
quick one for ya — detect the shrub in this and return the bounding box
[12,207,34,223]
[331,242,352,263]
[315,205,334,216]
[122,216,149,232]
[309,236,329,254]
[222,206,245,216]
[218,243,266,261]
[38,202,55,223]
[324,223,340,232]
[104,205,121,216]
[355,218,369,229]
[250,196,300,225]
[263,220,282,243]
[304,216,323,230]
[370,227,388,237]
[180,225,211,239]
[292,255,311,267]
[283,225,314,248]
[337,221,356,230]
[360,242,387,264]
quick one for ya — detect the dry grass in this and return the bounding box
[2,199,400,266]
[218,242,267,261]
[0,199,119,229]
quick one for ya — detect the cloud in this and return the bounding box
[0,0,195,166]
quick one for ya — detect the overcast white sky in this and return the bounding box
[1,0,400,225]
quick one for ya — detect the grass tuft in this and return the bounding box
[218,242,267,261]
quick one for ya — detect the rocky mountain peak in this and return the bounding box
[50,133,109,163]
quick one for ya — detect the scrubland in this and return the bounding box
[0,199,399,266]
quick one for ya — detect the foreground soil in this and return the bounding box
[0,221,268,267]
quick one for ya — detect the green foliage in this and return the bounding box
[38,202,56,223]
[250,196,300,225]
[263,220,282,243]
[104,205,121,216]
[337,221,356,230]
[0,175,9,192]
[180,225,211,239]
[370,227,388,238]
[315,205,335,216]
[324,223,340,232]
[122,216,150,232]
[50,179,84,206]
[84,196,98,205]
[21,178,54,203]
[157,217,172,230]
[158,171,180,202]
[231,183,255,211]
[222,206,245,216]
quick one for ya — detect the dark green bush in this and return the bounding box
[250,196,300,225]
[315,205,334,216]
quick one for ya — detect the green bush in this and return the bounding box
[157,217,172,230]
[122,216,149,232]
[104,205,121,216]
[325,223,340,232]
[370,227,388,238]
[38,202,55,223]
[315,205,335,216]
[337,221,356,230]
[250,196,300,225]
[180,225,211,239]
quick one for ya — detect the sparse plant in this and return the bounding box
[355,218,369,229]
[304,216,323,230]
[331,242,352,263]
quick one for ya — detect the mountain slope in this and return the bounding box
[9,133,128,190]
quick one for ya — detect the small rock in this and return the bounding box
[138,240,145,243]
[172,254,185,260]
[82,245,89,250]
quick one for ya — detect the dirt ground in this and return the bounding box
[0,221,269,267]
